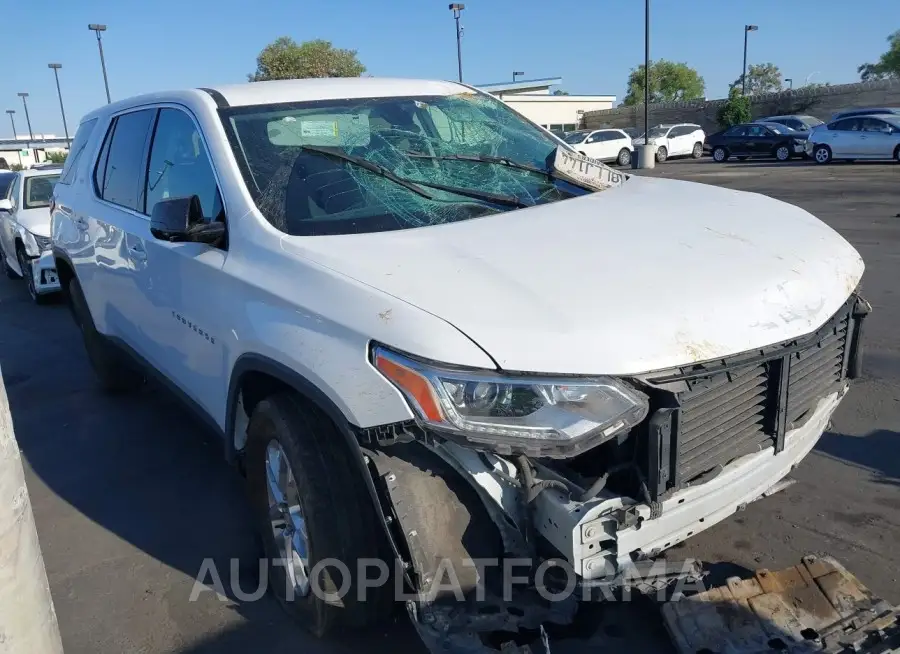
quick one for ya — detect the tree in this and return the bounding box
[732,63,783,95]
[622,60,705,105]
[552,89,570,96]
[716,86,752,128]
[248,37,365,81]
[858,30,900,80]
[45,151,67,164]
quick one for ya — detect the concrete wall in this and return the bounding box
[582,78,900,133]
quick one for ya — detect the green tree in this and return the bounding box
[716,86,752,128]
[732,63,783,95]
[622,60,705,105]
[45,151,67,164]
[552,89,570,96]
[858,30,900,80]
[248,37,366,81]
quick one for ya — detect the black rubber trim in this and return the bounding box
[199,88,229,108]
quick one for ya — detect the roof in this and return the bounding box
[19,167,62,178]
[212,78,469,106]
[476,77,563,93]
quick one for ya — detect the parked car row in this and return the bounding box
[562,123,707,165]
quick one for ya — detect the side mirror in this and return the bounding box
[150,196,225,245]
[0,198,11,213]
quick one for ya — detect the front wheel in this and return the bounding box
[691,142,703,159]
[712,147,729,163]
[17,247,50,305]
[616,148,632,167]
[775,144,791,162]
[246,393,394,636]
[655,146,668,163]
[813,144,832,164]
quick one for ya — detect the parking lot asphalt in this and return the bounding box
[1,158,898,653]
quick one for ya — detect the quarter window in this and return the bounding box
[58,118,98,185]
[94,109,157,212]
[145,109,223,221]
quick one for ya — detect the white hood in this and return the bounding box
[286,176,864,375]
[14,208,51,237]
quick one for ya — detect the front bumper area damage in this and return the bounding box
[358,296,871,652]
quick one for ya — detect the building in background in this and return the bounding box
[0,136,68,170]
[477,77,615,132]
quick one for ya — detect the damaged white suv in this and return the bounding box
[51,78,869,650]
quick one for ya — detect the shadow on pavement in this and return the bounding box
[816,429,900,487]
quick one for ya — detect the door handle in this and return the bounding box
[128,243,147,261]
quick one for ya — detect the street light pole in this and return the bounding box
[448,4,465,83]
[48,64,70,146]
[5,110,22,167]
[644,0,650,139]
[742,24,758,96]
[88,23,112,104]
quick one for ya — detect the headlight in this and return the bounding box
[372,346,649,458]
[33,234,52,252]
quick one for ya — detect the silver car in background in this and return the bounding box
[806,114,900,164]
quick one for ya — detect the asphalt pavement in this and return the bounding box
[1,158,898,653]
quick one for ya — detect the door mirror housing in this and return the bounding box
[0,198,12,213]
[150,196,225,245]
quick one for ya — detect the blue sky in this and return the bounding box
[3,0,895,137]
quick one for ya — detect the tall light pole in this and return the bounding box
[5,110,22,167]
[48,64,70,146]
[742,24,759,96]
[785,77,793,90]
[448,4,465,83]
[88,23,112,104]
[17,93,35,164]
[644,0,650,142]
[513,71,524,82]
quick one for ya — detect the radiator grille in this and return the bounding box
[786,314,849,426]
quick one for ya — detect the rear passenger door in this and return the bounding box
[667,126,692,156]
[132,107,229,416]
[827,118,862,158]
[80,108,157,346]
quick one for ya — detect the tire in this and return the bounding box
[0,245,19,279]
[616,148,631,167]
[655,146,668,163]
[712,147,729,163]
[774,144,791,162]
[691,142,703,159]
[68,277,144,392]
[17,246,50,305]
[246,393,394,636]
[813,144,832,165]
[894,145,900,163]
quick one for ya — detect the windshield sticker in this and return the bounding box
[300,120,337,138]
[553,148,625,192]
[266,113,370,147]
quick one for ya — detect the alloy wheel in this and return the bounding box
[265,440,311,598]
[776,146,790,161]
[17,250,38,301]
[713,148,726,162]
[815,147,830,164]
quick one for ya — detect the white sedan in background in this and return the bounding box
[0,167,63,303]
[632,123,706,162]
[562,128,634,166]
[807,114,900,164]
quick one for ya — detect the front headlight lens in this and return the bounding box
[33,234,52,252]
[373,346,649,458]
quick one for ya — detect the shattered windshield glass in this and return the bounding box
[220,92,595,236]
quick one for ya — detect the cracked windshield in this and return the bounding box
[223,92,596,235]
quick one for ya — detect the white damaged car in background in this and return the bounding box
[49,78,883,653]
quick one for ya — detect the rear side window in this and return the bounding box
[58,119,98,185]
[93,109,157,212]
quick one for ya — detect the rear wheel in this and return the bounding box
[655,146,668,163]
[712,147,729,163]
[616,148,631,166]
[813,144,832,164]
[68,277,144,392]
[894,145,900,163]
[691,142,703,158]
[246,393,394,636]
[775,144,791,162]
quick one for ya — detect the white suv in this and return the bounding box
[51,79,868,643]
[562,128,633,166]
[632,123,706,162]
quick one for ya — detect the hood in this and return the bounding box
[284,176,864,375]
[14,208,51,237]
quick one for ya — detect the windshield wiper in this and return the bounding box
[404,150,557,181]
[300,145,530,209]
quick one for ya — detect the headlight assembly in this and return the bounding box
[373,346,649,458]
